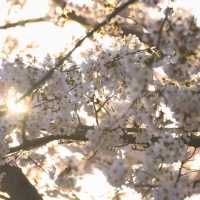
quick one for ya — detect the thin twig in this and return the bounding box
[156,7,173,48]
[28,156,50,177]
[0,17,48,29]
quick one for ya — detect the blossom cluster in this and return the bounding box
[1,0,200,199]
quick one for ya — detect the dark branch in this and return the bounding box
[0,17,48,29]
[0,164,43,200]
[156,7,172,48]
[9,126,88,154]
[187,135,200,148]
[7,125,200,155]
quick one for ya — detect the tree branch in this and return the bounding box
[0,164,43,200]
[8,125,200,155]
[156,7,172,48]
[0,17,48,29]
[9,126,88,154]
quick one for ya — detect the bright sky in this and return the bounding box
[176,0,200,26]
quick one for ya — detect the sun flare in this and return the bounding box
[6,88,29,114]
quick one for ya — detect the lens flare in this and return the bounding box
[6,88,29,114]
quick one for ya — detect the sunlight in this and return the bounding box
[77,106,96,126]
[6,87,29,114]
